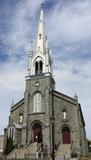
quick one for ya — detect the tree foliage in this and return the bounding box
[88,139,91,152]
[4,137,15,155]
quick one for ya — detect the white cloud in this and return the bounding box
[0,0,42,135]
[47,0,91,44]
[0,59,25,134]
[2,0,41,55]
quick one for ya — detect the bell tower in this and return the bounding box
[27,3,53,77]
[22,4,55,155]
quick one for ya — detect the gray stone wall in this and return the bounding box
[0,135,4,153]
[11,104,24,124]
[15,129,22,146]
[22,74,55,153]
[53,91,81,155]
[77,105,88,155]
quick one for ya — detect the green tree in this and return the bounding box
[88,139,91,152]
[4,137,15,155]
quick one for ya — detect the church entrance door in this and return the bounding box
[32,123,42,143]
[62,127,70,144]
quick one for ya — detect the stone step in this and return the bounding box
[56,144,71,157]
[79,156,89,160]
[7,142,42,159]
[56,156,69,160]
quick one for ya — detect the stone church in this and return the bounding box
[4,3,88,159]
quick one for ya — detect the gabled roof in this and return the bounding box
[11,98,24,112]
[53,90,77,105]
[53,90,85,127]
[79,103,85,127]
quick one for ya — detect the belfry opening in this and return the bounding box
[35,60,43,75]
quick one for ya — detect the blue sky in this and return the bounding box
[0,0,91,139]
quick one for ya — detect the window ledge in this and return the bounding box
[62,119,68,123]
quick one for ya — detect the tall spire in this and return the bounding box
[27,3,53,77]
[36,3,45,54]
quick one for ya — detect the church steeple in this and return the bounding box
[27,3,53,77]
[36,3,45,54]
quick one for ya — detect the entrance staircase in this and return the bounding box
[7,142,42,159]
[56,144,71,160]
[79,156,89,160]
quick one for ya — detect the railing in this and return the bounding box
[70,141,73,153]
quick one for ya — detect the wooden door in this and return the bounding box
[62,127,70,144]
[32,123,42,143]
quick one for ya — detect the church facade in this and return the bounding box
[4,4,88,159]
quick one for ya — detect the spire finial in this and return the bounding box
[11,99,14,107]
[74,93,78,102]
[31,40,32,45]
[30,41,33,53]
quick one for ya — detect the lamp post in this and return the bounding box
[50,89,55,160]
[50,117,55,160]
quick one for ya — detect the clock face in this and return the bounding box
[35,82,40,87]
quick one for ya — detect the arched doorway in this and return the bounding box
[62,127,70,144]
[32,123,42,143]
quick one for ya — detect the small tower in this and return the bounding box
[28,3,53,77]
[27,41,34,75]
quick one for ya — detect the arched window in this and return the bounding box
[33,93,42,113]
[62,110,67,120]
[8,127,15,140]
[19,114,23,124]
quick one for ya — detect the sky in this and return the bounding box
[0,0,91,139]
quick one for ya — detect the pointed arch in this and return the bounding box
[35,60,43,75]
[8,126,15,140]
[19,114,23,124]
[62,109,67,120]
[32,122,43,143]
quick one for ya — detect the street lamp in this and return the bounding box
[50,88,55,160]
[50,116,55,160]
